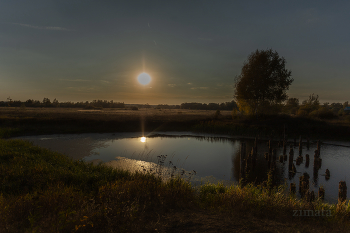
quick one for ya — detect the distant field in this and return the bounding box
[0,107,232,121]
[1,107,349,140]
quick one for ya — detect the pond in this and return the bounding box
[15,132,350,204]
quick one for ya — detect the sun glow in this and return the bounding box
[140,137,146,143]
[137,73,151,85]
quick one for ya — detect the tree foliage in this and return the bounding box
[234,49,293,115]
[284,97,299,115]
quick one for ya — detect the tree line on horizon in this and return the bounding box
[1,96,348,118]
[0,98,237,111]
[0,98,126,109]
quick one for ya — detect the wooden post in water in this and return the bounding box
[299,173,310,198]
[290,183,296,195]
[305,154,310,168]
[318,187,325,200]
[305,190,315,203]
[240,143,246,183]
[313,165,319,187]
[267,140,272,169]
[317,140,321,156]
[298,136,302,156]
[314,148,322,170]
[339,181,347,203]
[288,147,294,171]
[325,169,330,180]
[270,149,276,170]
[279,155,284,163]
[252,137,257,168]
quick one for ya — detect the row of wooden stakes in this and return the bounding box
[239,138,347,203]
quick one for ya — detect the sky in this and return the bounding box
[0,0,349,105]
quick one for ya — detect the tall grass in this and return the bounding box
[0,139,195,232]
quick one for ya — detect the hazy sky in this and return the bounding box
[1,1,349,105]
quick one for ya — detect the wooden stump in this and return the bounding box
[290,183,296,194]
[305,190,315,202]
[299,173,310,197]
[339,181,347,203]
[325,169,330,180]
[296,155,303,165]
[317,140,321,156]
[318,187,325,200]
[240,143,246,183]
[279,155,284,163]
[305,154,310,168]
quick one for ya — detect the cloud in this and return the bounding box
[60,79,90,82]
[187,83,192,85]
[168,84,176,87]
[190,87,209,90]
[65,86,97,92]
[198,38,212,41]
[11,23,73,31]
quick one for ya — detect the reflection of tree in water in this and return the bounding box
[231,139,286,186]
[152,135,288,186]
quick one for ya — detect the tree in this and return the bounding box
[42,98,51,107]
[234,49,293,115]
[297,93,320,116]
[284,97,299,115]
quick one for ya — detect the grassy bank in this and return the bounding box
[1,139,350,232]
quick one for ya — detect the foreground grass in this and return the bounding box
[1,139,350,232]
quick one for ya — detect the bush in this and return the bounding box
[297,109,308,117]
[346,116,350,123]
[309,107,335,119]
[131,107,138,110]
[214,109,221,119]
[84,105,103,110]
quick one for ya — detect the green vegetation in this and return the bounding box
[1,139,349,232]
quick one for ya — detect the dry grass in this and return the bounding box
[1,106,350,141]
[1,138,350,232]
[0,107,232,122]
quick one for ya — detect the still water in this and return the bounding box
[16,132,350,204]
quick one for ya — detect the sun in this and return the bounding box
[137,73,151,85]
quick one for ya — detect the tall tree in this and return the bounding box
[234,49,293,115]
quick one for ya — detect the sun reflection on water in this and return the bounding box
[140,137,146,143]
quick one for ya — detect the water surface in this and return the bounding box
[16,132,350,204]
